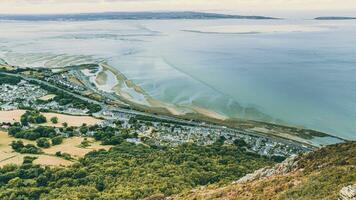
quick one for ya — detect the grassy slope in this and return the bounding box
[172,141,356,200]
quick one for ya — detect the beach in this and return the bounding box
[96,63,230,120]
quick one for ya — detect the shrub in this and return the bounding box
[23,156,37,164]
[55,151,72,160]
[20,110,47,125]
[80,138,90,148]
[11,140,42,154]
[36,138,51,148]
[51,136,64,145]
[50,117,58,124]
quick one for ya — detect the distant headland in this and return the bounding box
[315,16,356,20]
[0,11,278,21]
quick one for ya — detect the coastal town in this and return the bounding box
[0,63,314,167]
[0,6,355,199]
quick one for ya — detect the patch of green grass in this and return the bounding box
[280,166,356,200]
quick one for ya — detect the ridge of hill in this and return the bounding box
[171,141,356,200]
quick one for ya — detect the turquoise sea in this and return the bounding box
[0,19,355,140]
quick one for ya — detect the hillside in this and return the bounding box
[172,141,356,200]
[0,141,278,199]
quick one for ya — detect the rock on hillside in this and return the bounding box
[339,184,356,200]
[171,141,356,200]
[233,155,299,184]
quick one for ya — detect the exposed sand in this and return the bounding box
[103,62,188,116]
[39,94,56,101]
[0,109,102,127]
[115,89,134,102]
[95,69,108,86]
[191,106,228,121]
[99,63,229,120]
[125,80,146,94]
[147,98,187,116]
[43,137,112,159]
[101,62,151,107]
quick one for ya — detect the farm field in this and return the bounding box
[0,109,102,127]
[0,131,71,167]
[0,131,110,167]
[42,137,112,159]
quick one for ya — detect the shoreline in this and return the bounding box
[74,63,347,147]
[99,63,229,121]
[0,63,347,147]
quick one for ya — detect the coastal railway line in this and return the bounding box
[0,71,316,151]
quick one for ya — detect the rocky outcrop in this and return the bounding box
[339,184,356,200]
[233,155,299,184]
[171,142,356,200]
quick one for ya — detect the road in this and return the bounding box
[0,71,314,150]
[1,71,222,127]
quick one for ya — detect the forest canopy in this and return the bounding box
[0,141,275,200]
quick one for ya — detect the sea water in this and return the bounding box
[0,19,355,140]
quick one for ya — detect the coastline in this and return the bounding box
[99,63,229,121]
[0,61,347,147]
[95,69,108,86]
[79,63,347,147]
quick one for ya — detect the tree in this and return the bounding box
[0,140,277,200]
[55,151,62,157]
[20,144,41,154]
[36,175,49,187]
[233,139,248,147]
[11,140,24,151]
[23,156,37,164]
[96,180,105,192]
[63,122,68,128]
[80,126,88,134]
[36,138,50,148]
[35,115,47,124]
[11,140,41,154]
[20,115,29,126]
[20,110,47,125]
[50,117,58,124]
[214,136,226,146]
[8,126,22,136]
[52,136,63,145]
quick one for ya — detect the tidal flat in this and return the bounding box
[0,19,356,140]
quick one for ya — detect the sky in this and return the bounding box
[0,0,356,17]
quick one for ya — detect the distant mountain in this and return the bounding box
[0,11,277,21]
[315,16,356,20]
